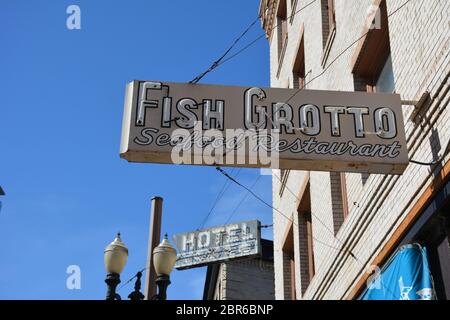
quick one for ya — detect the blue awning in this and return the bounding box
[360,244,435,300]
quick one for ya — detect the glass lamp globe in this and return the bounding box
[153,234,177,276]
[104,233,129,275]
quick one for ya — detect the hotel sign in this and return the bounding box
[173,220,261,270]
[120,80,409,174]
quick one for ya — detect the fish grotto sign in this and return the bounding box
[120,80,409,174]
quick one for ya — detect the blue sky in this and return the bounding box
[0,0,272,299]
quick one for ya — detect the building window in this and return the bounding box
[330,172,349,234]
[352,0,393,93]
[351,0,393,185]
[292,31,305,89]
[297,184,315,294]
[321,0,336,65]
[289,0,299,23]
[282,223,296,299]
[375,54,395,93]
[278,30,305,190]
[279,169,290,196]
[277,0,288,65]
[355,52,394,93]
[280,169,287,180]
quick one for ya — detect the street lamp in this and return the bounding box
[104,232,128,300]
[152,234,177,300]
[103,232,177,300]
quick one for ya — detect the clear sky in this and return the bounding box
[0,1,272,299]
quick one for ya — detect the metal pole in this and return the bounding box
[144,196,163,300]
[105,273,121,300]
[154,275,171,300]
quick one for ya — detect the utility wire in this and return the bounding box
[117,172,238,292]
[192,0,413,96]
[218,166,355,257]
[213,0,417,236]
[409,137,450,166]
[215,167,404,297]
[199,168,242,229]
[190,0,318,82]
[219,0,318,68]
[224,172,262,224]
[268,170,401,299]
[189,16,260,84]
[216,167,353,256]
[408,52,450,166]
[285,0,413,105]
[198,168,233,229]
[117,267,147,291]
[271,171,348,247]
[192,0,414,297]
[221,0,438,168]
[198,168,235,229]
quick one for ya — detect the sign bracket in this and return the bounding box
[401,91,430,124]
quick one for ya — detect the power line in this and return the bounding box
[198,169,232,229]
[409,51,450,166]
[190,0,318,82]
[191,0,414,298]
[271,171,348,246]
[198,0,412,92]
[223,1,432,168]
[189,16,260,84]
[199,168,242,229]
[219,0,318,68]
[224,172,262,224]
[117,267,147,291]
[212,0,415,237]
[410,137,450,166]
[284,0,414,105]
[215,167,403,298]
[216,167,352,256]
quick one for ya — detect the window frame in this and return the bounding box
[321,0,336,66]
[351,0,392,93]
[297,183,315,292]
[292,26,306,90]
[289,0,299,24]
[276,0,289,77]
[282,220,297,300]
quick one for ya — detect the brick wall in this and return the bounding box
[262,0,450,299]
[219,259,275,300]
[330,172,345,235]
[282,251,294,299]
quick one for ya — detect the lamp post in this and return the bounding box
[128,271,145,301]
[103,232,177,300]
[104,233,128,300]
[152,234,177,300]
[0,186,5,215]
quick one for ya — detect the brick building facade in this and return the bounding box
[259,0,450,299]
[203,239,275,300]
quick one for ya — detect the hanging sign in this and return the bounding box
[173,220,261,270]
[120,80,409,174]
